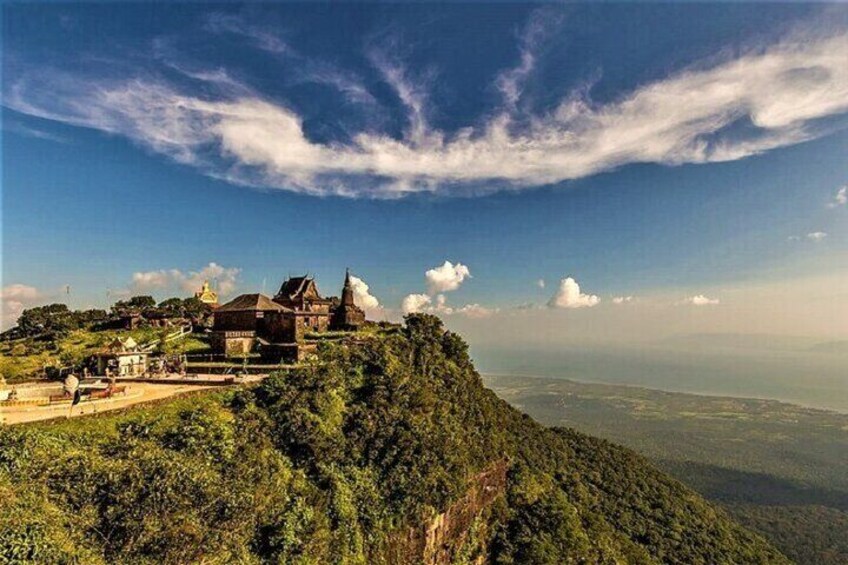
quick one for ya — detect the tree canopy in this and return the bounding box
[0,315,787,564]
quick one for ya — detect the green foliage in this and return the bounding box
[485,375,848,564]
[0,315,787,564]
[11,304,109,339]
[112,295,157,314]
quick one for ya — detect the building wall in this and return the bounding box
[331,307,366,330]
[213,310,259,332]
[211,331,256,356]
[264,312,298,343]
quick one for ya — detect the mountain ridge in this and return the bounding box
[0,315,787,564]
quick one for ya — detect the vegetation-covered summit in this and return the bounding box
[0,315,787,564]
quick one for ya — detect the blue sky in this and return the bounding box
[2,3,847,339]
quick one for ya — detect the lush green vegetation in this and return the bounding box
[1,316,784,564]
[484,375,848,565]
[1,297,213,383]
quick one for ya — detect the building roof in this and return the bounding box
[216,293,290,313]
[275,276,331,303]
[276,276,311,299]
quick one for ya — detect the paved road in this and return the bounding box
[1,382,215,425]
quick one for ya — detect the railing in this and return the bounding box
[139,323,193,352]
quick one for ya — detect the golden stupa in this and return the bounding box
[194,280,218,306]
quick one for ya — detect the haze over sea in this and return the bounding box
[471,337,848,413]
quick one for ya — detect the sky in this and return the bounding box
[2,3,848,350]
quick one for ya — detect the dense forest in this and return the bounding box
[483,375,848,565]
[1,315,786,563]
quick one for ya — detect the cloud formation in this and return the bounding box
[547,277,600,309]
[807,231,828,242]
[4,17,848,197]
[401,293,432,314]
[686,294,720,306]
[827,185,847,208]
[131,262,241,296]
[400,292,497,318]
[348,275,381,313]
[612,296,634,304]
[0,284,42,329]
[425,261,471,293]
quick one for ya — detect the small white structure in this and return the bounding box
[96,337,148,377]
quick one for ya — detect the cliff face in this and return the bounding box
[0,315,788,564]
[385,460,509,565]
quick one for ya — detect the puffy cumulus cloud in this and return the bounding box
[131,262,241,296]
[612,296,634,304]
[425,261,471,294]
[536,279,546,289]
[5,19,848,198]
[348,275,380,312]
[0,284,43,329]
[401,293,432,314]
[0,284,41,302]
[453,303,500,319]
[685,294,720,306]
[401,292,498,318]
[547,277,601,309]
[827,185,847,208]
[807,231,828,241]
[132,269,179,290]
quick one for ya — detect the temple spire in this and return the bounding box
[341,269,355,306]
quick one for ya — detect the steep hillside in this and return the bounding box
[483,374,848,564]
[0,315,787,564]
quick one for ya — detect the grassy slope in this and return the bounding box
[1,317,785,564]
[0,328,211,383]
[483,375,848,565]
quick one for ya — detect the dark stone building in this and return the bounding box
[210,293,295,356]
[211,271,368,361]
[330,270,366,330]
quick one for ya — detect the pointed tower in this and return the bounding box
[341,269,356,307]
[331,269,366,330]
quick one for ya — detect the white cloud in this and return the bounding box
[536,278,546,289]
[348,275,380,312]
[131,262,241,296]
[203,13,291,55]
[453,303,499,319]
[827,185,847,208]
[401,292,497,318]
[495,8,561,109]
[685,294,720,306]
[425,261,471,294]
[0,284,43,329]
[787,235,802,241]
[401,293,432,314]
[807,231,828,241]
[5,21,848,198]
[547,277,600,309]
[612,296,634,304]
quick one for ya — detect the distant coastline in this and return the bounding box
[480,372,848,415]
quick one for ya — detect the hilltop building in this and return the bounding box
[331,270,366,330]
[211,272,367,362]
[195,280,219,307]
[95,337,148,377]
[273,276,334,333]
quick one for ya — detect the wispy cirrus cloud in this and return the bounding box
[4,14,848,198]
